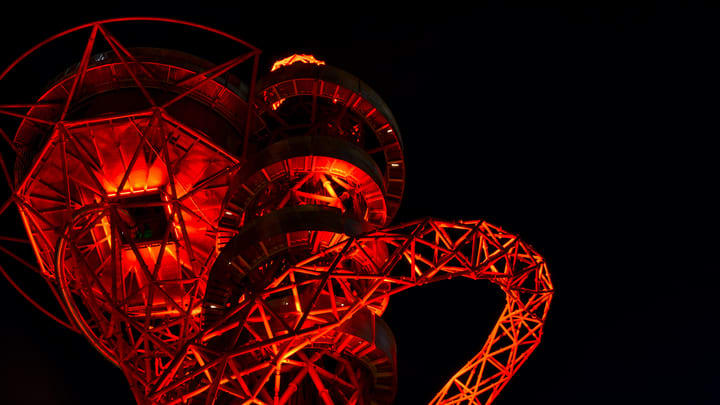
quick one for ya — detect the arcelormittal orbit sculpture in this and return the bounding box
[0,19,553,405]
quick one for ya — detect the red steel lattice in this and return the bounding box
[0,18,553,405]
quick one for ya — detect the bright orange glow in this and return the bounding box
[270,54,325,72]
[106,186,159,197]
[271,98,285,110]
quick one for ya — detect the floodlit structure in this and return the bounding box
[0,19,553,405]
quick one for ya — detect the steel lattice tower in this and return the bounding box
[0,19,553,405]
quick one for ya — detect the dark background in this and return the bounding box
[0,2,716,404]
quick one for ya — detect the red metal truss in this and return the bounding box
[144,218,552,405]
[0,18,553,405]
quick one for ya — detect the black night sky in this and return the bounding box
[0,2,716,404]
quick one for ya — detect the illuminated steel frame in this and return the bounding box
[0,18,553,405]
